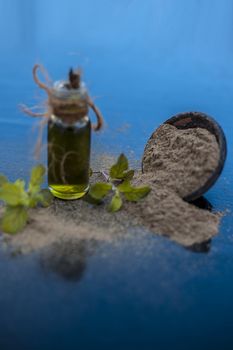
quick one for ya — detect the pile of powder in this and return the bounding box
[2,175,221,254]
[51,179,221,249]
[1,125,223,255]
[142,124,220,198]
[1,207,115,254]
[126,172,221,247]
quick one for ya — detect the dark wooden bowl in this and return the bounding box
[142,111,227,202]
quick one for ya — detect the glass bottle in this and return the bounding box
[47,81,91,200]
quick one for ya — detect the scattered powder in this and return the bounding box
[126,173,221,247]
[2,178,221,254]
[1,125,223,256]
[1,207,114,255]
[142,124,220,198]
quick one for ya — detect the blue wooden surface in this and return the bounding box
[0,1,233,349]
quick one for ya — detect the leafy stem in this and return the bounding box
[0,154,151,233]
[87,153,151,212]
[0,165,53,234]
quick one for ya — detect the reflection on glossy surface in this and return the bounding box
[40,239,97,282]
[186,239,212,254]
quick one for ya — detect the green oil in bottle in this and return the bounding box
[23,65,103,200]
[44,67,103,200]
[48,114,91,200]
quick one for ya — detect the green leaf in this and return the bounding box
[28,189,53,208]
[0,182,28,206]
[28,196,38,208]
[14,179,26,191]
[110,153,128,179]
[0,174,8,186]
[118,181,151,201]
[123,169,135,181]
[89,182,112,200]
[28,164,45,194]
[108,192,122,212]
[124,186,151,202]
[117,180,132,193]
[30,164,45,185]
[82,193,103,205]
[38,189,53,207]
[1,206,28,234]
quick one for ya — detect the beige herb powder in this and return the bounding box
[142,124,220,198]
[1,124,223,254]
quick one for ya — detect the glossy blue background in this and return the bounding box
[0,1,233,349]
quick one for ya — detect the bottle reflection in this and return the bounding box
[40,239,97,282]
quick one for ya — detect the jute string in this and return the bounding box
[21,64,104,158]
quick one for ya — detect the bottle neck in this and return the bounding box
[49,80,89,125]
[50,113,90,128]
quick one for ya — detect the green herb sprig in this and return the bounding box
[87,154,151,212]
[0,165,53,234]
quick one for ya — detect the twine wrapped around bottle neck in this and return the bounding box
[49,81,89,125]
[21,64,104,157]
[22,64,104,130]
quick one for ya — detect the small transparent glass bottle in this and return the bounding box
[47,81,91,200]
